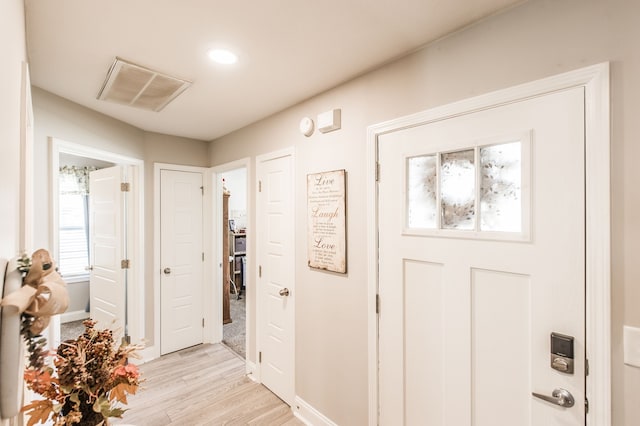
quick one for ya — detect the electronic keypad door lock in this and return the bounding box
[550,332,574,374]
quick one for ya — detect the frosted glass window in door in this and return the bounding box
[480,142,522,232]
[407,155,438,228]
[441,149,475,230]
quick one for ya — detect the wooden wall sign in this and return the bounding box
[307,169,347,273]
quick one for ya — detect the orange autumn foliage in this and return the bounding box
[22,320,143,426]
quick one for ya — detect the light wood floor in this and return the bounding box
[112,344,304,426]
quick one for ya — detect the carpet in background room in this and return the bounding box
[223,293,246,358]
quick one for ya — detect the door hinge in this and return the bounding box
[200,186,204,195]
[585,358,589,376]
[259,351,262,363]
[202,252,205,262]
[120,182,130,192]
[585,396,589,414]
[202,318,205,328]
[259,265,262,278]
[375,162,380,182]
[121,259,130,269]
[258,180,262,192]
[376,294,380,314]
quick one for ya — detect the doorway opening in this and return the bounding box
[58,152,114,341]
[220,167,248,358]
[51,138,144,350]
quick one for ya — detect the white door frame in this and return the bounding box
[50,137,145,349]
[20,61,34,256]
[366,63,611,426]
[207,159,252,360]
[152,163,209,360]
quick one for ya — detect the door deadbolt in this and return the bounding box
[550,332,574,374]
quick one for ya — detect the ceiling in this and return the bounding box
[59,152,114,169]
[24,0,523,141]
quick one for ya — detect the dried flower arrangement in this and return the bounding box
[23,319,142,426]
[5,250,142,426]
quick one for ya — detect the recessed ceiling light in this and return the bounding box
[208,49,238,65]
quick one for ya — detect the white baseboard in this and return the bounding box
[139,346,160,364]
[60,310,89,323]
[293,396,337,426]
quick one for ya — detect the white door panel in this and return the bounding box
[160,169,204,355]
[257,152,294,405]
[378,88,585,425]
[89,166,125,339]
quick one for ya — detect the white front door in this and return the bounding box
[89,166,126,338]
[160,169,204,355]
[378,88,586,425]
[257,149,295,405]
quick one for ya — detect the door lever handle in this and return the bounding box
[532,388,575,408]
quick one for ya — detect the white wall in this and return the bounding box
[0,1,27,423]
[64,281,89,316]
[220,168,247,229]
[31,88,211,346]
[208,0,640,424]
[0,0,26,258]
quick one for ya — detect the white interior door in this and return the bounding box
[89,166,125,338]
[378,88,586,425]
[257,150,295,405]
[160,169,204,355]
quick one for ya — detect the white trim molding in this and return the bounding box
[293,396,337,426]
[366,63,611,425]
[60,310,90,324]
[245,360,258,381]
[20,61,34,255]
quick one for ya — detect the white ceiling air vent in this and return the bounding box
[97,57,191,112]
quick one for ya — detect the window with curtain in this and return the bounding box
[58,166,95,279]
